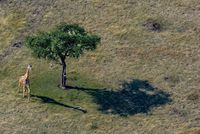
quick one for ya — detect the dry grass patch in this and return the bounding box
[0,12,26,51]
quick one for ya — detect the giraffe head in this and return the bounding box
[27,64,32,70]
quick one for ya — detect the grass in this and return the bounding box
[0,12,26,52]
[0,0,200,133]
[29,69,100,109]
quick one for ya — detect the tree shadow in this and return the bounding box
[32,95,87,113]
[67,79,172,116]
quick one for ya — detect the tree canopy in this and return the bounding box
[25,23,101,88]
[25,23,100,60]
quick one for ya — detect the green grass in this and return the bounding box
[30,69,101,109]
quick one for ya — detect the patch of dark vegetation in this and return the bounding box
[12,41,22,48]
[68,79,172,116]
[90,122,98,130]
[193,27,200,33]
[143,19,161,31]
[187,93,199,101]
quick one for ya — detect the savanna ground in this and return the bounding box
[0,0,200,133]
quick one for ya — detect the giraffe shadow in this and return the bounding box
[67,79,172,116]
[31,95,87,113]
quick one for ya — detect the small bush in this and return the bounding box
[187,93,199,101]
[143,19,161,31]
[90,122,98,130]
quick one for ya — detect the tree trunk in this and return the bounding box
[60,57,67,89]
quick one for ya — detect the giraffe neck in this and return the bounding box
[24,68,30,80]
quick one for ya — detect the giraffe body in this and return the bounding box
[18,64,32,101]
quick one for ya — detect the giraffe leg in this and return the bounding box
[23,85,26,98]
[27,85,31,101]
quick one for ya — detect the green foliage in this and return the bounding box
[25,23,101,60]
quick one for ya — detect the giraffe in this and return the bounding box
[18,64,32,101]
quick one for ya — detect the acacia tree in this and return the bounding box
[25,23,101,89]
